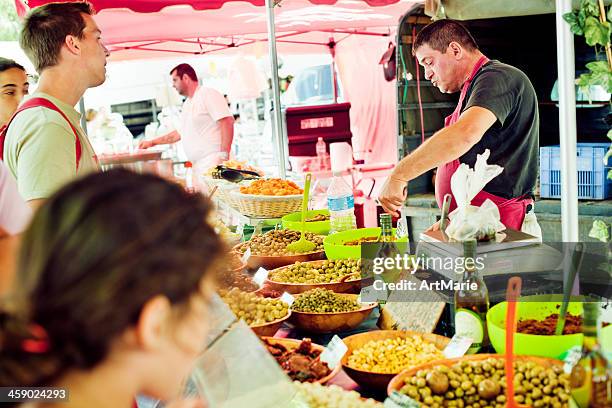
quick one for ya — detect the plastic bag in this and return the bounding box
[445,149,505,241]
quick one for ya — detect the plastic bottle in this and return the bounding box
[327,171,357,233]
[185,161,194,193]
[315,137,326,171]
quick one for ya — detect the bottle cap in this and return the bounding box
[185,161,193,168]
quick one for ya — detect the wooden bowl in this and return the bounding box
[250,310,291,337]
[387,354,564,397]
[289,294,377,334]
[232,243,326,270]
[260,336,341,384]
[265,260,363,294]
[340,330,450,392]
[228,251,248,274]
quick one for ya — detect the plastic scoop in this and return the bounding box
[555,242,585,335]
[505,276,526,408]
[286,173,316,254]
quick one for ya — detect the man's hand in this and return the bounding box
[425,219,447,232]
[138,140,155,149]
[378,176,407,217]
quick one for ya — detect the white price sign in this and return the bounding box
[241,248,252,264]
[280,292,295,306]
[320,335,348,369]
[443,335,473,359]
[253,267,269,287]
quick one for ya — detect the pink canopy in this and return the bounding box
[15,0,418,167]
[15,0,414,59]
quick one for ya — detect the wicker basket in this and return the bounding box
[230,191,303,218]
[202,177,243,210]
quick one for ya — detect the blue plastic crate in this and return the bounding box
[540,143,611,200]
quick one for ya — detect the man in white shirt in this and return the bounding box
[139,63,234,175]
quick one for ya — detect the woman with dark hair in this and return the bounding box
[0,57,29,128]
[0,169,225,407]
[0,57,31,293]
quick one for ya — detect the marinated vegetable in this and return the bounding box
[291,288,360,313]
[305,214,330,222]
[269,259,361,284]
[220,288,289,325]
[294,382,383,408]
[398,358,572,408]
[344,236,378,246]
[240,178,303,196]
[234,230,324,256]
[347,336,444,374]
[263,338,331,382]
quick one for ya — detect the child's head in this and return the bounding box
[1,169,224,400]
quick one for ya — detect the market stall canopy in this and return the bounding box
[15,0,419,60]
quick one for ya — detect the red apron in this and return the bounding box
[435,56,532,231]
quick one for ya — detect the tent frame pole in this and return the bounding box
[79,98,88,135]
[265,0,287,178]
[555,0,579,242]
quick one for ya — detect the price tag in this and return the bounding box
[358,284,388,304]
[280,292,295,306]
[252,268,269,287]
[236,224,244,237]
[319,335,348,369]
[563,346,583,374]
[442,335,473,359]
[241,248,252,264]
[384,391,420,408]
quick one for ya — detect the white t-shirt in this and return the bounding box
[178,86,232,166]
[0,160,32,235]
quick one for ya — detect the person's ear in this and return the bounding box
[134,295,172,351]
[64,35,82,56]
[448,41,463,60]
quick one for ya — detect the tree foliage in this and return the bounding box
[0,0,21,41]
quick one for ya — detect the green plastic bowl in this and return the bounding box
[281,209,330,235]
[487,295,612,359]
[323,227,408,260]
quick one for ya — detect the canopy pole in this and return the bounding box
[555,0,579,242]
[78,98,88,135]
[265,0,287,178]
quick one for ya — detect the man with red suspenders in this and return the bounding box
[379,19,541,236]
[1,2,109,208]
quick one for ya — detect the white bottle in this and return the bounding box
[327,171,357,233]
[315,137,326,171]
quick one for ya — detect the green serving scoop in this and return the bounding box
[286,173,316,254]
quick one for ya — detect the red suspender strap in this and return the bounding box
[1,97,82,168]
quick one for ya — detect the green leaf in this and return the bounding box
[589,220,610,243]
[589,70,612,94]
[586,60,610,73]
[608,5,612,23]
[584,0,599,16]
[564,11,584,35]
[607,128,612,141]
[605,146,612,165]
[584,17,612,47]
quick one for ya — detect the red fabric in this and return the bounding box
[18,0,400,15]
[0,97,82,168]
[435,56,530,230]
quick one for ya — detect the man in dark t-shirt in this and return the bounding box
[379,19,539,233]
[461,60,539,199]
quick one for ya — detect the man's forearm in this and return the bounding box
[219,117,234,155]
[152,130,181,146]
[392,123,477,182]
